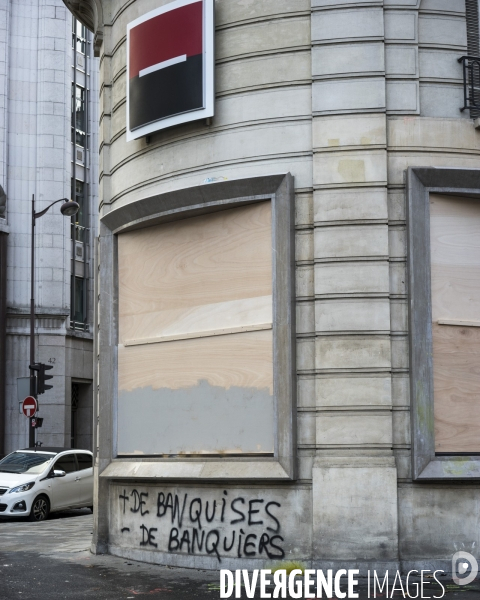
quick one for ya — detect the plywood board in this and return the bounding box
[118,329,273,394]
[118,202,272,344]
[430,194,480,453]
[117,330,274,455]
[117,202,275,455]
[433,324,480,453]
[123,296,272,346]
[430,194,480,323]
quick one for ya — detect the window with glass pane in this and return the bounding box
[74,277,86,324]
[76,21,86,53]
[72,18,86,54]
[71,179,86,242]
[76,453,93,470]
[55,454,77,474]
[71,85,86,147]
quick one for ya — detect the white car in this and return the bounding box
[0,447,93,521]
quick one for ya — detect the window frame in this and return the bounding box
[75,452,93,470]
[71,179,86,233]
[407,167,480,480]
[97,173,297,481]
[53,452,78,474]
[71,84,86,148]
[73,276,86,324]
[72,17,87,54]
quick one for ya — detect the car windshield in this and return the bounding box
[0,452,54,474]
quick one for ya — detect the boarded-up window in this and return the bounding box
[431,194,480,453]
[117,202,274,455]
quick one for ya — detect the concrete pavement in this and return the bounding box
[0,510,216,599]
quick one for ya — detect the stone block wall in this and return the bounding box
[67,0,480,568]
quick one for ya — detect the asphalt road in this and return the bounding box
[0,511,479,600]
[0,510,215,599]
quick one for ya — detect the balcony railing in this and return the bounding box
[458,55,480,114]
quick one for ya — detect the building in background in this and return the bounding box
[65,0,480,572]
[0,0,99,454]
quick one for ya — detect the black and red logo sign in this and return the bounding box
[127,0,214,140]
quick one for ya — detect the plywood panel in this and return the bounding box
[118,330,274,455]
[118,329,273,394]
[433,324,480,453]
[123,296,272,345]
[118,202,272,344]
[117,378,275,454]
[430,194,480,323]
[430,194,480,453]
[117,203,275,455]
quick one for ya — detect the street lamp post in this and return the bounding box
[29,194,79,447]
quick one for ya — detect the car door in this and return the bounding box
[49,453,79,510]
[74,453,93,506]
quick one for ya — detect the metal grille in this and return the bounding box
[72,383,80,411]
[465,0,480,117]
[467,0,480,55]
[0,504,6,512]
[0,488,7,496]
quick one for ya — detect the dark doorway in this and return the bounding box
[71,381,93,450]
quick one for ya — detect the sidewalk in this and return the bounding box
[0,510,215,599]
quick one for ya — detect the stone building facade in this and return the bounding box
[65,0,480,571]
[0,0,99,454]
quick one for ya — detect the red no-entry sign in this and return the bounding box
[22,396,37,417]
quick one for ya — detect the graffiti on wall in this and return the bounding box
[117,488,285,562]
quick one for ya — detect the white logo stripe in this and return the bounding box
[139,54,187,77]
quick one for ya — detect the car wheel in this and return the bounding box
[28,495,50,522]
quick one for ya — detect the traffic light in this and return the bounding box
[37,363,53,394]
[29,363,53,395]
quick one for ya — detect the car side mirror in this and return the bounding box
[53,469,66,478]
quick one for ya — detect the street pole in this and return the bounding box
[27,195,80,448]
[29,194,36,447]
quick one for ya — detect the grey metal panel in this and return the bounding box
[117,383,275,455]
[98,173,297,481]
[407,166,480,481]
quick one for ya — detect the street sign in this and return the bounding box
[17,377,31,403]
[22,396,38,417]
[18,377,31,414]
